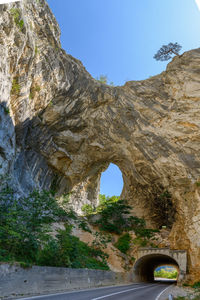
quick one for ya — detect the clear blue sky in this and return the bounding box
[47,0,200,196]
[100,164,123,197]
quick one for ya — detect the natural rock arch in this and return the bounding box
[0,0,200,282]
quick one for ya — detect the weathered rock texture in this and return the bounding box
[0,0,200,282]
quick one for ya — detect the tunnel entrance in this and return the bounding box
[100,163,123,197]
[133,253,179,282]
[133,248,187,283]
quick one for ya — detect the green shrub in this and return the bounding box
[174,296,200,300]
[90,195,158,243]
[133,237,148,247]
[19,262,32,269]
[92,232,112,249]
[174,297,187,300]
[0,188,68,263]
[81,204,95,215]
[192,281,200,289]
[10,8,24,31]
[96,75,108,84]
[93,197,132,234]
[78,219,92,233]
[114,233,131,254]
[29,85,41,99]
[37,225,109,270]
[36,237,60,267]
[96,75,115,86]
[35,46,38,55]
[134,227,158,239]
[11,78,20,95]
[4,107,10,115]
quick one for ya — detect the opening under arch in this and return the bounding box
[100,163,123,197]
[154,265,178,282]
[133,254,179,283]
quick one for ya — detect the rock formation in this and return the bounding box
[0,0,200,282]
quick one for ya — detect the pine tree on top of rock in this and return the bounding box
[154,42,182,61]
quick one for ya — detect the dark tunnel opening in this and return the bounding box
[133,254,179,283]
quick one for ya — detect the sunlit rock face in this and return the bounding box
[0,0,200,282]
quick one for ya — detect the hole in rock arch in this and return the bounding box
[100,163,123,197]
[154,265,178,282]
[133,254,179,283]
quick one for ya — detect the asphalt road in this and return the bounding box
[17,282,172,300]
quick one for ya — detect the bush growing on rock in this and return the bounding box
[37,225,109,270]
[84,194,158,249]
[114,233,131,254]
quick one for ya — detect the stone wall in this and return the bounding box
[0,264,131,299]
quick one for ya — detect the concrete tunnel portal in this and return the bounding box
[133,254,179,282]
[133,248,187,283]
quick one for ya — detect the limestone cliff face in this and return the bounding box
[0,0,200,281]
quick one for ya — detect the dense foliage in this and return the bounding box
[93,196,133,234]
[192,282,200,289]
[83,194,158,250]
[114,233,131,254]
[154,268,178,279]
[37,225,108,270]
[0,188,108,270]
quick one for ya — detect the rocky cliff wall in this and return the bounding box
[0,0,200,282]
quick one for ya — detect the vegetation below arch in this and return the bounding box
[82,194,159,258]
[0,188,108,270]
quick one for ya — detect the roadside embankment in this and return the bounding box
[158,285,198,299]
[0,263,131,299]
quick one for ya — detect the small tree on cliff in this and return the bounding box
[96,75,114,86]
[153,42,182,61]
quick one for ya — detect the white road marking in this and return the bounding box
[91,284,157,299]
[16,283,139,300]
[155,285,172,300]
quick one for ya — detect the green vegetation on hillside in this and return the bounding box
[114,233,131,254]
[0,187,158,270]
[0,188,108,270]
[82,194,159,251]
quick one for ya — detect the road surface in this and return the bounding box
[17,282,172,300]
